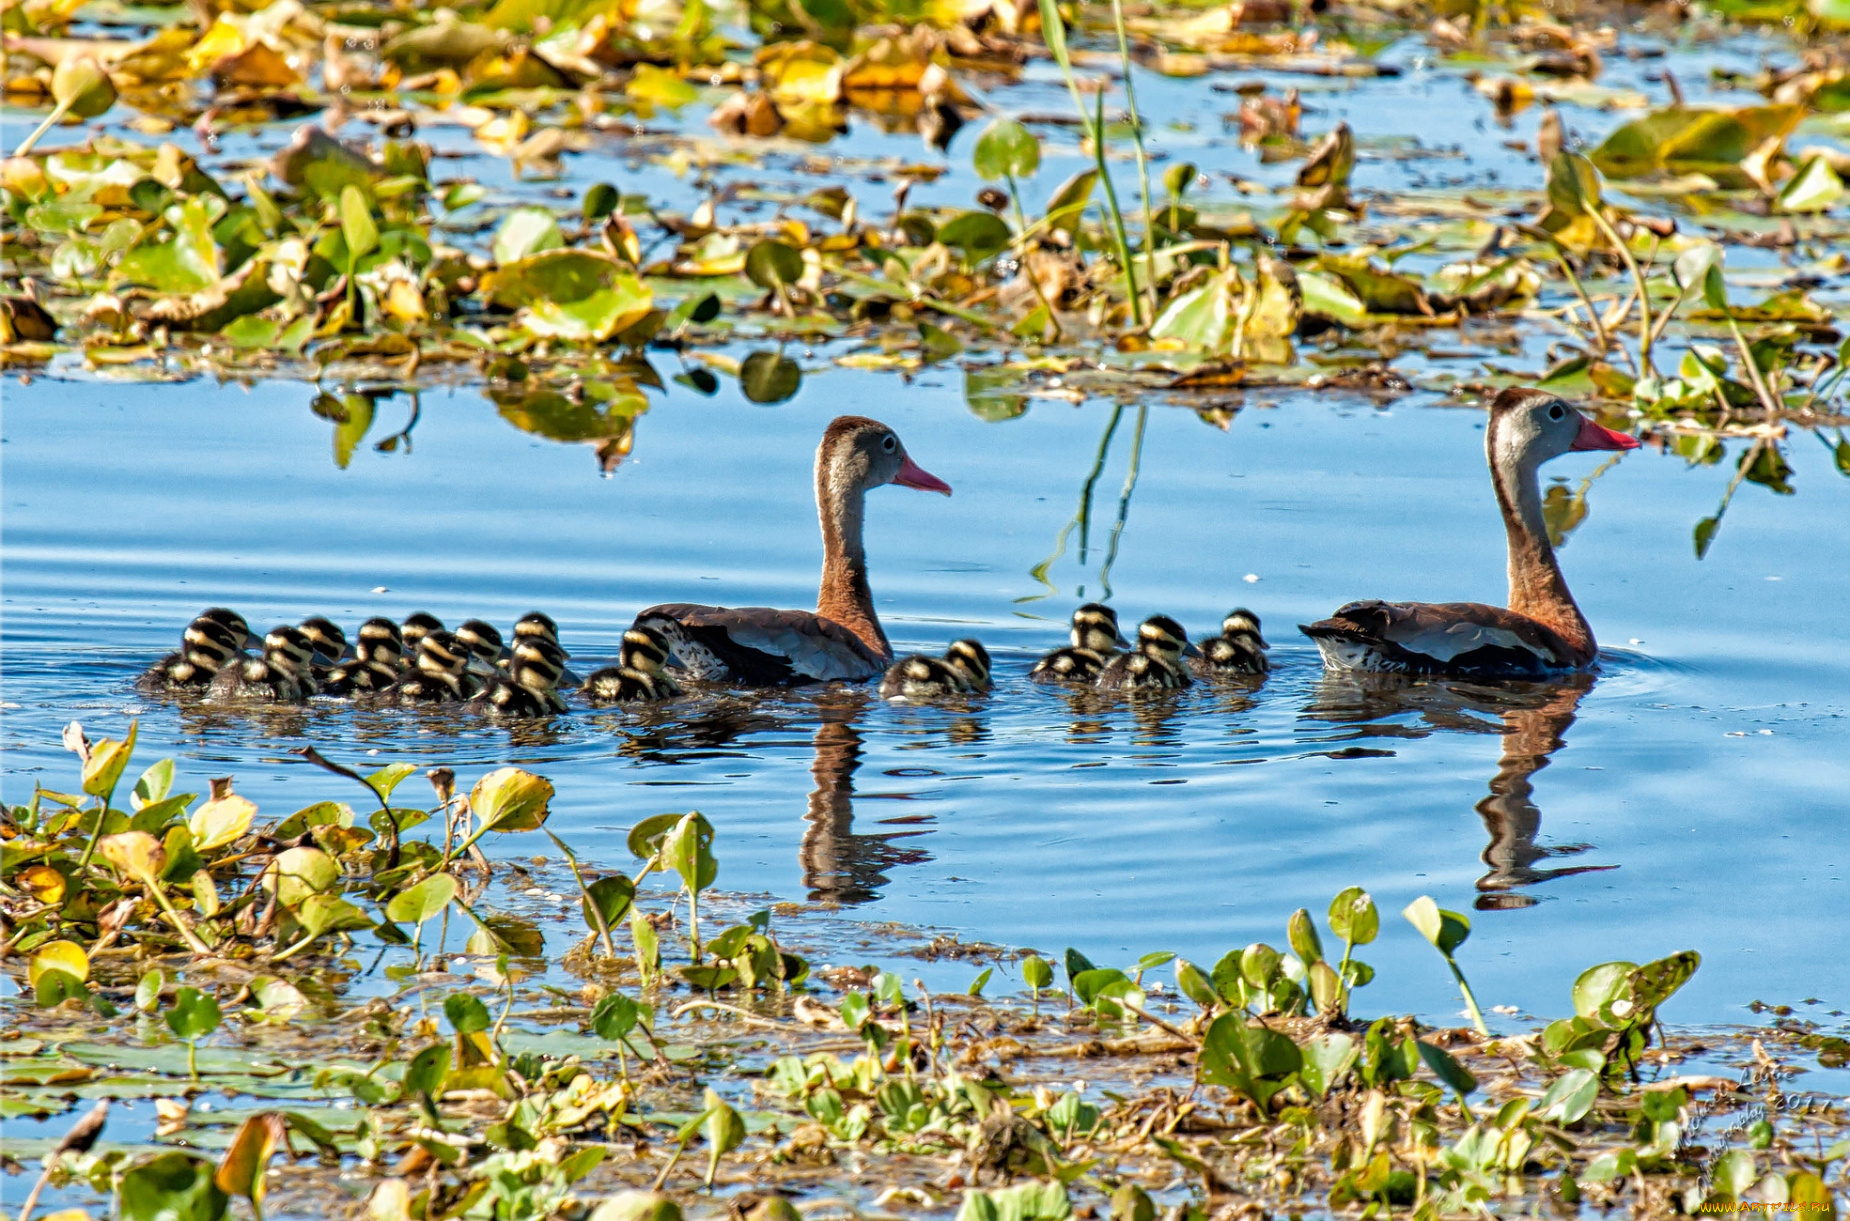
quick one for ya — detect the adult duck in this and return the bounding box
[634,416,950,685]
[1300,388,1638,677]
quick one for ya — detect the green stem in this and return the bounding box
[1007,172,1064,341]
[1589,208,1654,376]
[546,829,615,957]
[146,876,212,956]
[1446,956,1489,1037]
[187,1038,199,1081]
[76,780,122,871]
[1089,88,1145,328]
[1107,0,1159,319]
[12,98,73,158]
[687,887,701,965]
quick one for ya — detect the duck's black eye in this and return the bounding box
[881,434,897,452]
[1548,403,1565,421]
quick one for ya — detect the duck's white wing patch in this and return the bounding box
[1388,620,1549,664]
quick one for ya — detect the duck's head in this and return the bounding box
[414,630,472,679]
[1135,615,1199,663]
[298,617,348,666]
[197,607,253,651]
[454,619,505,670]
[262,625,316,677]
[945,638,991,686]
[182,618,244,672]
[1071,602,1129,652]
[510,638,566,692]
[355,617,404,666]
[1488,387,1639,474]
[1221,608,1265,640]
[402,612,445,651]
[620,625,673,675]
[514,611,564,653]
[817,416,952,503]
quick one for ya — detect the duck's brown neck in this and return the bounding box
[816,467,891,660]
[1488,428,1595,662]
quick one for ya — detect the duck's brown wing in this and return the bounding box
[1299,600,1578,676]
[635,604,888,685]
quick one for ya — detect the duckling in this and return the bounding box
[378,630,481,704]
[880,639,993,699]
[205,625,316,703]
[454,619,505,673]
[321,617,406,696]
[508,610,582,686]
[195,607,254,652]
[1030,603,1129,684]
[583,626,682,705]
[298,616,349,682]
[1097,615,1197,692]
[471,638,570,717]
[1198,608,1270,675]
[401,612,445,653]
[136,615,247,695]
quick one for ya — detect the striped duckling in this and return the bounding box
[472,637,570,717]
[205,625,316,703]
[137,608,251,695]
[454,619,505,673]
[583,625,682,705]
[879,639,992,699]
[322,617,405,696]
[1097,615,1198,692]
[1198,608,1270,675]
[298,616,349,683]
[510,610,581,686]
[379,630,487,704]
[1029,603,1128,684]
[401,612,445,654]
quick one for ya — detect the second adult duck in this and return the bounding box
[635,416,951,684]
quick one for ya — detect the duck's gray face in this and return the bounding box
[818,416,952,501]
[620,626,672,674]
[1489,387,1639,473]
[1072,603,1127,651]
[945,639,990,684]
[1138,616,1196,663]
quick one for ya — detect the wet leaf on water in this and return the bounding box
[118,1151,229,1221]
[444,993,491,1035]
[740,350,802,404]
[1200,1013,1302,1109]
[213,1111,285,1207]
[487,250,653,342]
[956,1179,1072,1221]
[166,988,223,1041]
[384,873,457,925]
[919,321,962,363]
[744,240,805,292]
[1590,104,1804,186]
[973,118,1040,181]
[30,941,89,999]
[492,206,566,265]
[116,198,223,295]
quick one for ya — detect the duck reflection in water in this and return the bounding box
[800,692,934,905]
[1303,671,1614,908]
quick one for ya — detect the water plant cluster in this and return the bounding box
[4,719,1847,1219]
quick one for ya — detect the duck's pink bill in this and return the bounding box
[1571,415,1641,452]
[894,454,953,495]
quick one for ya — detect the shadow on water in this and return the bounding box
[1302,671,1615,909]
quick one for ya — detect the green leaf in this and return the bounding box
[386,873,458,925]
[591,993,641,1040]
[935,211,1012,263]
[662,811,717,895]
[1416,1040,1478,1096]
[627,62,699,108]
[702,1087,746,1185]
[1535,1067,1598,1125]
[1296,269,1367,328]
[1149,269,1237,351]
[404,1043,451,1100]
[744,240,805,290]
[444,993,491,1035]
[1071,967,1129,1007]
[919,322,963,364]
[1627,951,1699,1019]
[470,767,553,832]
[740,350,803,404]
[1713,1148,1757,1198]
[1402,896,1470,955]
[1287,909,1324,964]
[582,874,636,933]
[339,185,378,263]
[265,846,339,909]
[957,1179,1072,1221]
[1199,1013,1303,1110]
[968,967,993,996]
[1327,886,1379,945]
[589,1192,684,1221]
[213,1112,284,1207]
[118,1151,230,1221]
[492,206,564,265]
[293,894,373,940]
[1571,961,1637,1024]
[583,182,622,220]
[116,198,223,294]
[1174,958,1218,1008]
[1037,0,1071,73]
[973,118,1041,181]
[1297,1032,1357,1097]
[365,762,419,802]
[1022,955,1054,992]
[166,987,223,1041]
[133,759,175,808]
[82,721,138,797]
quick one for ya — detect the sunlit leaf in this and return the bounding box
[470,767,553,832]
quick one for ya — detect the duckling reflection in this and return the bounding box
[800,692,932,905]
[1302,672,1613,908]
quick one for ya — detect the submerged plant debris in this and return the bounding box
[3,724,1848,1219]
